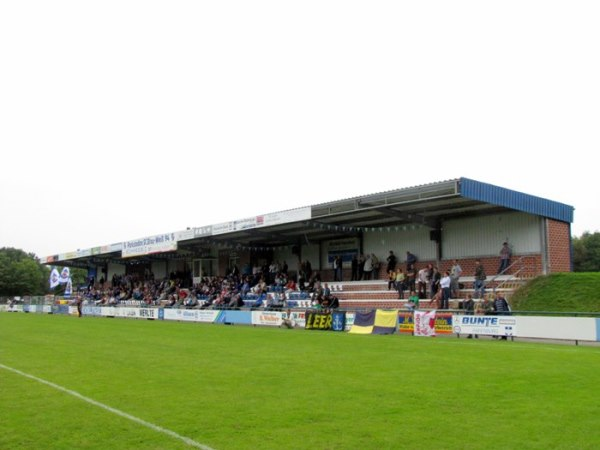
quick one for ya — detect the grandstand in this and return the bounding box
[39,178,574,310]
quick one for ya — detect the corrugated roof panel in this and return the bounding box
[459,178,574,223]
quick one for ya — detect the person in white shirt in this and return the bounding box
[439,271,452,309]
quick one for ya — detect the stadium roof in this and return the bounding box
[46,177,574,267]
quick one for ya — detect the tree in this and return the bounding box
[573,232,600,272]
[0,247,49,296]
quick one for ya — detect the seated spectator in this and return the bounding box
[252,278,267,295]
[475,294,493,315]
[184,293,198,308]
[240,277,251,296]
[199,295,215,309]
[284,278,297,293]
[267,292,284,310]
[132,287,143,301]
[252,292,267,309]
[328,296,339,309]
[407,290,420,310]
[228,292,244,309]
[164,294,177,308]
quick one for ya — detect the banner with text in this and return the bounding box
[122,233,177,258]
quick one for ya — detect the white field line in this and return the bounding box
[0,363,214,450]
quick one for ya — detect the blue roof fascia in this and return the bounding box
[458,178,574,223]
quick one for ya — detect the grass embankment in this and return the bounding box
[510,272,600,312]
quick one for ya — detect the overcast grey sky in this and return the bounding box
[1,1,599,258]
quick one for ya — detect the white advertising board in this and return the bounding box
[515,316,596,341]
[452,315,517,337]
[162,309,219,323]
[122,233,177,258]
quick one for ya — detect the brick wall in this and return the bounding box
[547,219,572,273]
[323,255,544,282]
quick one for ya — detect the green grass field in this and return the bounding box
[1,313,599,450]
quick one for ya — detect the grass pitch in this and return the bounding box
[1,313,599,449]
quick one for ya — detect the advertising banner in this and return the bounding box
[398,312,414,334]
[122,233,177,258]
[252,311,283,326]
[305,311,332,330]
[82,306,103,316]
[332,311,346,331]
[452,315,517,338]
[162,308,219,323]
[219,310,252,325]
[281,310,306,328]
[433,312,453,335]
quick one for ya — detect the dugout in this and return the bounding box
[41,177,574,283]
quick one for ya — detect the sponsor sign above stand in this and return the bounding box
[194,225,213,237]
[175,229,195,242]
[122,233,177,258]
[211,207,312,236]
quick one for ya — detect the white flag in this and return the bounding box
[414,310,436,337]
[49,268,60,289]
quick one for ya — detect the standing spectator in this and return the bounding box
[386,251,397,273]
[358,254,365,281]
[493,294,510,315]
[498,242,512,274]
[450,259,463,297]
[363,254,373,280]
[474,260,487,299]
[405,251,417,270]
[395,268,406,299]
[371,253,380,280]
[493,293,511,340]
[304,260,312,281]
[75,295,83,317]
[439,271,452,309]
[417,266,429,299]
[387,269,396,290]
[333,255,343,281]
[351,255,359,281]
[463,294,477,339]
[429,266,441,299]
[405,263,416,293]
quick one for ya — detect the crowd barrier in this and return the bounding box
[2,304,599,343]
